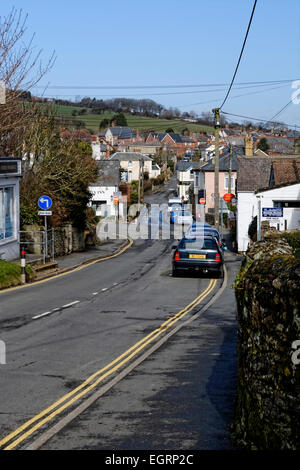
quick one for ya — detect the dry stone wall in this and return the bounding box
[233,235,300,449]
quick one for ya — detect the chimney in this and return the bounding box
[245,133,253,156]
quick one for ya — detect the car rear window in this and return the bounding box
[179,238,218,250]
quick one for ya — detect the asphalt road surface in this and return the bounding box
[0,177,240,450]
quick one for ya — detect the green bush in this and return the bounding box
[130,190,138,204]
[130,180,139,190]
[0,261,34,288]
[282,230,300,249]
[20,203,41,228]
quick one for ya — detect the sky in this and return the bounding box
[2,0,300,126]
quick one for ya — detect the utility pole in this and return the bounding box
[228,144,232,195]
[227,144,233,229]
[213,108,220,230]
[138,159,141,209]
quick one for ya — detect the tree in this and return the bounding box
[0,8,56,155]
[21,111,98,229]
[99,118,110,130]
[257,137,270,153]
[165,128,174,133]
[110,112,127,127]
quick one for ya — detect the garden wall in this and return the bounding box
[233,234,300,449]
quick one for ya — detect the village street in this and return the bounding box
[0,179,240,451]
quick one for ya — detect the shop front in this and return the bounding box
[0,158,22,260]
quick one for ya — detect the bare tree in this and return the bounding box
[0,8,56,154]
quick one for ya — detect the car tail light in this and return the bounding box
[174,251,180,261]
[215,253,221,262]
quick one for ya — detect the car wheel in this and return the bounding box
[217,266,224,278]
[172,267,179,277]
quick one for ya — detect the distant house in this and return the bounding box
[110,152,153,182]
[200,152,238,214]
[0,157,22,260]
[91,142,108,160]
[176,160,194,201]
[236,156,300,252]
[99,127,138,146]
[89,160,120,218]
[120,142,161,157]
[146,132,197,157]
[151,164,161,179]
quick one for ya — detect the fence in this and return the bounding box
[19,228,55,264]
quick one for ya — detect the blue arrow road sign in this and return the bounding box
[38,196,52,210]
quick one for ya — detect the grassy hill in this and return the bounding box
[54,105,214,135]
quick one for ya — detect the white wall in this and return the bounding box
[237,191,257,252]
[257,183,300,231]
[237,183,300,252]
[89,185,118,217]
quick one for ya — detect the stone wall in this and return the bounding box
[22,224,87,258]
[233,234,300,449]
[54,224,85,257]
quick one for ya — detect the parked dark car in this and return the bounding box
[172,235,224,277]
[186,225,227,251]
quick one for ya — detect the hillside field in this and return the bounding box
[54,105,214,134]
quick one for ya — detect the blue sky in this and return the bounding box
[2,0,300,125]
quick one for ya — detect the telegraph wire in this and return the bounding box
[32,78,297,91]
[221,110,300,129]
[219,0,258,110]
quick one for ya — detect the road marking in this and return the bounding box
[61,301,80,308]
[32,312,51,320]
[0,278,218,450]
[32,301,80,320]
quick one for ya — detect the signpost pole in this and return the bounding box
[38,196,52,263]
[257,197,261,241]
[44,215,48,261]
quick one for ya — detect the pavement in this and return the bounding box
[54,238,128,271]
[10,237,129,283]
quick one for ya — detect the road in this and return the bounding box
[0,177,240,450]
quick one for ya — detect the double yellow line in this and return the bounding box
[0,278,216,450]
[0,238,133,294]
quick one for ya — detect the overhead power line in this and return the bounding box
[41,82,292,100]
[31,78,297,91]
[176,83,289,109]
[219,0,258,110]
[267,98,294,123]
[221,110,300,129]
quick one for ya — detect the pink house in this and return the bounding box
[200,154,237,213]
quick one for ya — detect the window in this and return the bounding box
[180,238,218,250]
[0,186,15,241]
[224,173,235,191]
[128,161,133,168]
[274,200,300,208]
